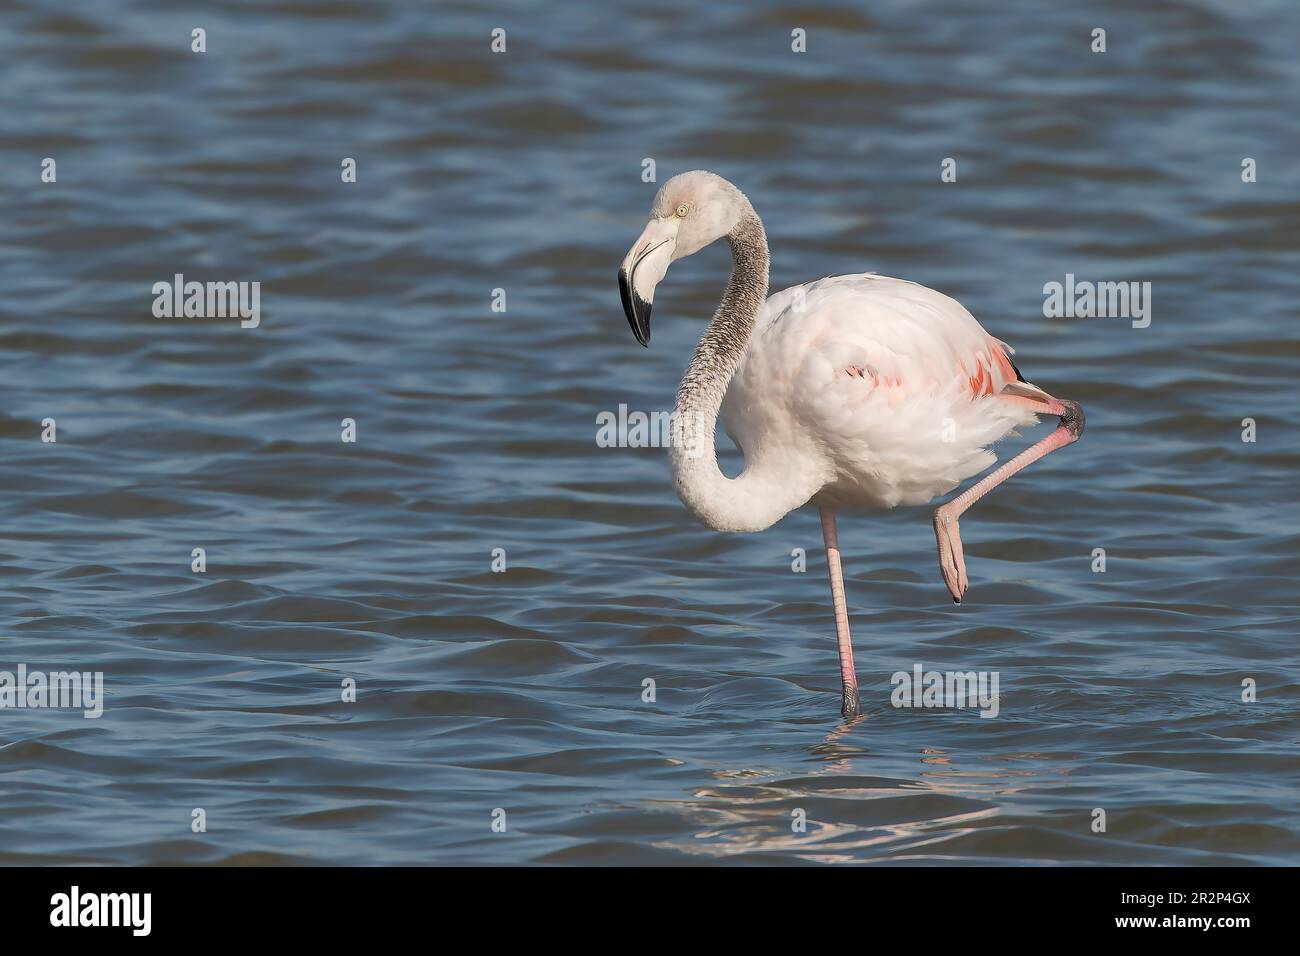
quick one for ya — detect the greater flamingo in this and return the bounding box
[617,171,1085,719]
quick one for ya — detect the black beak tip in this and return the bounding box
[618,267,652,347]
[634,307,651,346]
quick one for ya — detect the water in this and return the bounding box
[1,0,1298,864]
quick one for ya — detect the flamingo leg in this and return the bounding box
[933,398,1085,603]
[820,507,861,719]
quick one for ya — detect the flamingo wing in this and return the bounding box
[722,274,1044,507]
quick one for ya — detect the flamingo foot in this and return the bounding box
[932,506,968,604]
[841,685,861,720]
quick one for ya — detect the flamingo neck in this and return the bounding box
[669,211,810,532]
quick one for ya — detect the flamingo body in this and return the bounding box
[721,273,1039,512]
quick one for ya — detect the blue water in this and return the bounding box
[0,0,1297,864]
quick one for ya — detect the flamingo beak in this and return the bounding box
[618,220,677,347]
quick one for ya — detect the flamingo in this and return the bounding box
[617,171,1085,719]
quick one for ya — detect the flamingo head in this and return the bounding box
[618,170,749,346]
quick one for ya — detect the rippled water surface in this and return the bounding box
[1,0,1298,864]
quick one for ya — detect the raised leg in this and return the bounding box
[820,506,861,719]
[934,398,1085,603]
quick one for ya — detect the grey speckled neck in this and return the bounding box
[665,207,798,533]
[674,210,769,417]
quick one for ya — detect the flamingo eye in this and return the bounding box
[675,203,690,218]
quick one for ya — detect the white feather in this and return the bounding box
[720,274,1039,510]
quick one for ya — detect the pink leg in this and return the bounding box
[820,507,861,719]
[934,398,1085,603]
